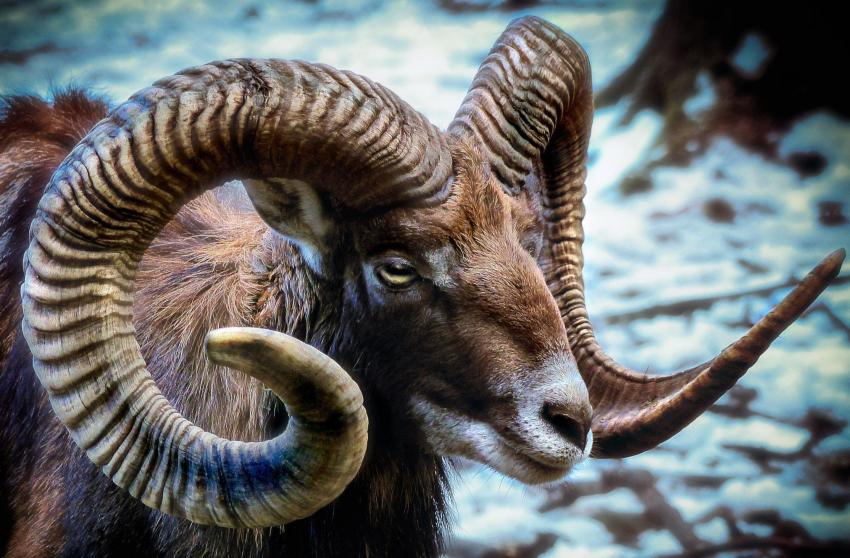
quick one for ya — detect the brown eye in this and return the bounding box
[375,259,419,289]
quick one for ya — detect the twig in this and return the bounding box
[598,273,850,325]
[0,43,62,65]
[808,301,850,341]
[658,537,850,558]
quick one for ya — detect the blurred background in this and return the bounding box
[2,0,848,556]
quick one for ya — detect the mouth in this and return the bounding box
[491,433,575,483]
[490,426,592,484]
[411,396,590,485]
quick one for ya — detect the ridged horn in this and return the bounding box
[21,58,452,527]
[449,16,845,459]
[584,249,844,457]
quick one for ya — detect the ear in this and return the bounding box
[243,178,335,274]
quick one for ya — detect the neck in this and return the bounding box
[275,437,450,557]
[255,230,452,558]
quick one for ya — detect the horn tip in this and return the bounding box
[812,248,845,287]
[825,247,846,273]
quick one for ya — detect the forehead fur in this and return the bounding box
[367,138,540,253]
[444,140,508,244]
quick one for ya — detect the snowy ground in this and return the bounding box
[2,1,848,555]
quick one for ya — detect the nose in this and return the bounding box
[541,396,592,451]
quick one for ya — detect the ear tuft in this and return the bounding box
[243,178,333,272]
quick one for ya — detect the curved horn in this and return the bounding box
[21,59,451,527]
[449,16,845,459]
[585,249,844,457]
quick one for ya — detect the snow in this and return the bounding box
[2,0,848,554]
[731,32,772,78]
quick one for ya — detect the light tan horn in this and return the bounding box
[21,59,452,527]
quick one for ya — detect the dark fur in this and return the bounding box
[0,82,565,557]
[0,91,452,557]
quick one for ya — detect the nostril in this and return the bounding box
[542,402,589,450]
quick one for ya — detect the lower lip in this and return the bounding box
[499,438,573,480]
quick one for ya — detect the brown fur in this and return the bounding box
[0,90,110,364]
[4,436,67,558]
[135,192,270,441]
[0,90,105,556]
[0,89,576,558]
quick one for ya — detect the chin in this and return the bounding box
[497,458,573,485]
[481,433,591,485]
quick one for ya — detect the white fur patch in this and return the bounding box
[411,396,587,485]
[423,245,456,288]
[410,354,592,484]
